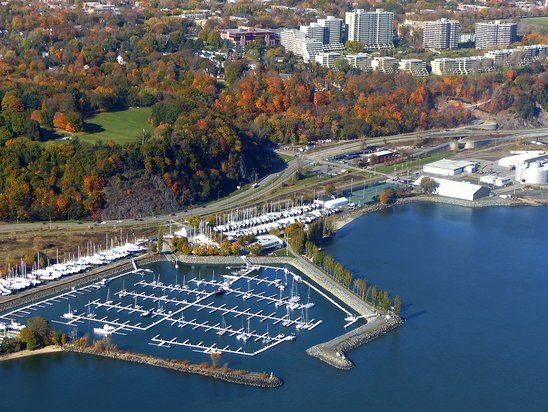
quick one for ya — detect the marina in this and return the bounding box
[0,261,355,359]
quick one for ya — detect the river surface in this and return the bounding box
[1,203,547,411]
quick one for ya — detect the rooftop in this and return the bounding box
[424,159,475,171]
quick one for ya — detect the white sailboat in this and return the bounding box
[216,316,227,336]
[93,324,115,335]
[62,304,77,319]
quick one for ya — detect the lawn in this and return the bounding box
[77,107,153,144]
[518,17,548,35]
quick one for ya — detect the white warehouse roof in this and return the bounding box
[414,176,490,201]
[498,151,545,168]
[423,159,476,171]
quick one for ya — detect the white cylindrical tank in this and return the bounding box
[516,161,548,184]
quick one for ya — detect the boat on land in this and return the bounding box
[9,320,25,331]
[93,324,115,335]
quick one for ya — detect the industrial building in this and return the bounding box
[345,9,394,48]
[498,151,546,168]
[479,175,513,187]
[423,159,478,176]
[423,18,459,50]
[515,156,548,184]
[414,177,491,201]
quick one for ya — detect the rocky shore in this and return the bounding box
[63,345,283,388]
[307,317,404,370]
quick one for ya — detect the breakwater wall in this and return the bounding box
[63,345,283,388]
[176,255,376,317]
[0,254,154,313]
[307,317,404,370]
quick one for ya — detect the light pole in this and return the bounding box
[217,190,221,201]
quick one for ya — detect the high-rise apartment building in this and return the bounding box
[475,21,517,49]
[317,16,344,45]
[423,18,459,50]
[345,9,394,48]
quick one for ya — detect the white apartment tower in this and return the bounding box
[475,21,517,49]
[423,18,459,50]
[345,9,394,49]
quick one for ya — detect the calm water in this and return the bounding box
[1,203,547,411]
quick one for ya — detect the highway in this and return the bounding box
[2,126,547,235]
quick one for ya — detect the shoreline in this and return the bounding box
[0,345,63,362]
[333,195,547,231]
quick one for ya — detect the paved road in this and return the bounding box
[2,126,547,234]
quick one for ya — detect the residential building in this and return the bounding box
[220,27,276,48]
[315,52,342,68]
[300,23,325,44]
[399,59,429,76]
[280,29,323,62]
[371,56,399,73]
[475,21,517,49]
[317,16,344,45]
[423,18,459,50]
[345,9,394,48]
[345,53,373,71]
[431,58,458,75]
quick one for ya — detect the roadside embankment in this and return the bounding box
[63,345,283,388]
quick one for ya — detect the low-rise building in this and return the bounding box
[371,56,399,73]
[315,52,342,68]
[479,175,512,187]
[423,159,478,176]
[220,27,276,48]
[399,59,429,76]
[414,176,491,200]
[345,53,373,71]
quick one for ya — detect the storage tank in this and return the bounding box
[515,161,548,184]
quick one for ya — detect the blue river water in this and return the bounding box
[1,203,547,411]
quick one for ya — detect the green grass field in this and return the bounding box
[518,17,548,35]
[77,107,153,144]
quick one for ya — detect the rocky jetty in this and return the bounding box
[64,345,283,388]
[307,317,404,370]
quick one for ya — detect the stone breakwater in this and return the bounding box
[63,346,283,388]
[307,318,404,370]
[0,253,153,313]
[176,254,401,369]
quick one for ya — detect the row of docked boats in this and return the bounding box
[0,242,147,297]
[213,203,341,238]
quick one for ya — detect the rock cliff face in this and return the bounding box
[101,173,179,219]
